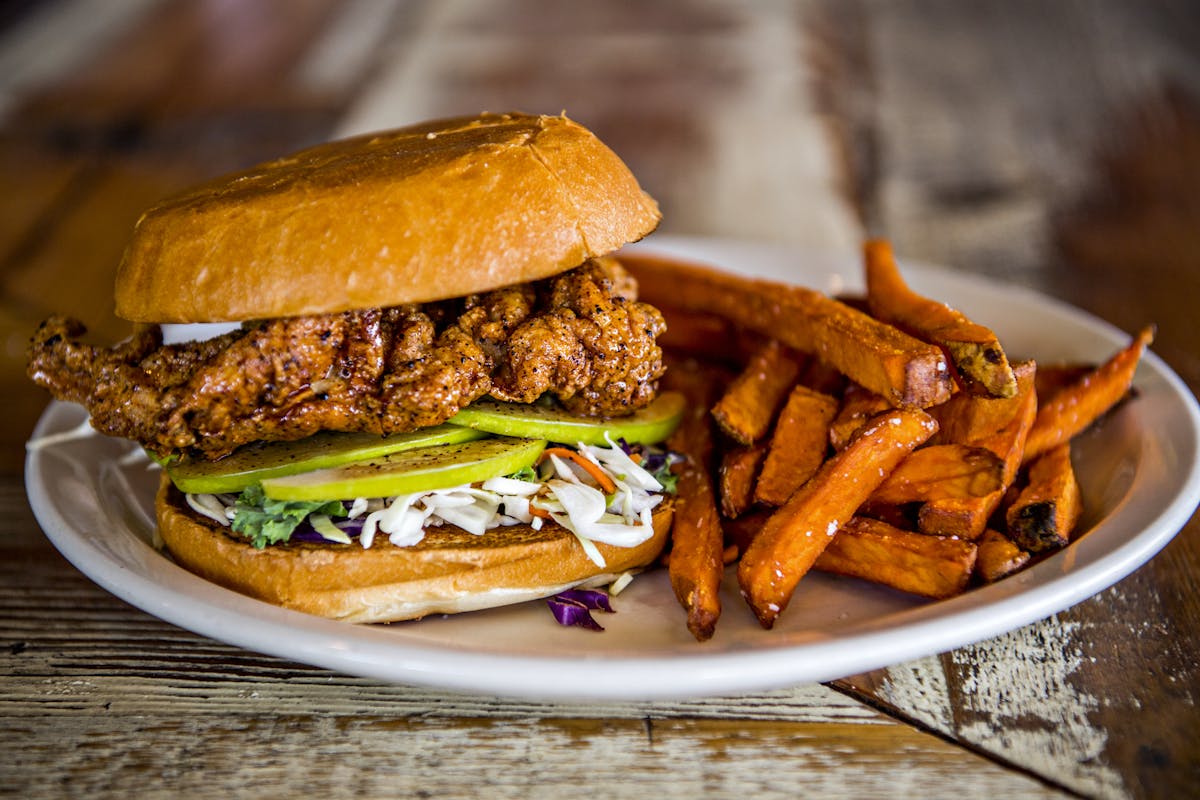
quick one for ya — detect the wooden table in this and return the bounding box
[3,2,1198,797]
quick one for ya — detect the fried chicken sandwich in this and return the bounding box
[27,112,680,623]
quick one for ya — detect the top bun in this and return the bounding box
[114,112,661,323]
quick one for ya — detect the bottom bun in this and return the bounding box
[156,476,673,623]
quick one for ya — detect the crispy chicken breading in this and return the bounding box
[27,260,666,460]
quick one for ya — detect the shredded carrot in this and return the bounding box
[528,503,552,520]
[538,447,618,494]
[629,452,643,465]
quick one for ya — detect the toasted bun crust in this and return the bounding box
[115,112,661,323]
[156,477,672,623]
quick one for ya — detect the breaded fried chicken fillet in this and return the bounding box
[28,260,665,460]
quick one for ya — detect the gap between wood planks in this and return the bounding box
[826,675,1089,800]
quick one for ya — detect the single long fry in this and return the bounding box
[865,239,1017,398]
[1034,363,1095,404]
[919,361,1038,539]
[814,516,977,599]
[711,339,805,444]
[1023,326,1154,463]
[719,443,767,518]
[755,384,838,506]
[867,444,1005,506]
[1007,443,1082,552]
[668,457,724,641]
[737,408,939,628]
[975,529,1030,583]
[623,253,954,408]
[663,358,726,642]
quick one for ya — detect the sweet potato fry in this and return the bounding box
[915,498,981,541]
[623,252,954,408]
[930,360,1037,447]
[663,358,726,642]
[866,444,1005,506]
[711,339,806,444]
[856,502,916,531]
[1006,444,1082,552]
[656,305,741,364]
[754,384,838,506]
[737,408,939,628]
[719,443,767,518]
[666,458,724,641]
[814,516,978,599]
[919,361,1038,538]
[865,239,1017,398]
[1034,363,1095,404]
[829,383,892,451]
[975,529,1030,583]
[799,356,846,397]
[1023,326,1154,463]
[721,508,772,558]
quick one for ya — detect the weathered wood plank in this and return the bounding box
[0,141,83,266]
[0,481,1069,799]
[1,160,192,341]
[4,1,1200,797]
[336,0,862,254]
[0,1,390,464]
[12,0,341,124]
[0,141,89,462]
[813,1,1200,797]
[0,498,897,724]
[0,714,1070,800]
[0,0,161,119]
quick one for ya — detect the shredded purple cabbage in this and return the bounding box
[640,450,672,474]
[614,437,673,474]
[557,588,614,612]
[546,588,614,631]
[289,517,365,543]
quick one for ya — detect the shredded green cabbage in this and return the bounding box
[507,464,538,483]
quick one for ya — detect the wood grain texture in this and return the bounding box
[812,1,1200,797]
[2,0,1200,797]
[336,0,861,254]
[0,483,1066,799]
[0,716,1071,800]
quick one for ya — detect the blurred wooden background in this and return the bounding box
[2,2,1198,798]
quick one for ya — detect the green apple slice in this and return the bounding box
[260,437,547,502]
[167,425,487,494]
[448,391,685,446]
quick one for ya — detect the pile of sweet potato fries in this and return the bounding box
[624,241,1153,642]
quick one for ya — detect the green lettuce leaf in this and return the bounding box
[507,464,539,482]
[653,467,679,495]
[230,484,347,549]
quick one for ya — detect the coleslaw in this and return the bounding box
[186,436,677,568]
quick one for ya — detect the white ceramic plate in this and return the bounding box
[25,236,1200,701]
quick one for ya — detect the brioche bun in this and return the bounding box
[156,478,673,623]
[115,112,661,323]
